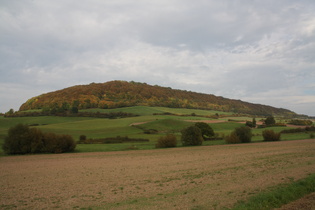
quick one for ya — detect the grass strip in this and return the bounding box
[230,173,315,210]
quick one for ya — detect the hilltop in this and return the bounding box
[19,80,296,117]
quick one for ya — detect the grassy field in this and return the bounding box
[0,106,314,155]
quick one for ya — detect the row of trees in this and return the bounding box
[245,116,277,128]
[156,122,215,148]
[288,119,313,126]
[157,119,285,148]
[4,107,138,119]
[225,127,281,143]
[245,116,293,128]
[230,116,283,143]
[4,102,79,117]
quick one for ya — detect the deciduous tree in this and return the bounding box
[195,122,214,140]
[265,116,276,125]
[181,126,203,146]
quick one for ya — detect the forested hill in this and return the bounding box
[19,80,296,116]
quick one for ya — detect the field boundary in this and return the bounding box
[231,173,315,210]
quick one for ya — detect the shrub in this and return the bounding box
[225,131,241,144]
[79,135,87,142]
[245,121,254,128]
[262,129,281,141]
[225,126,252,144]
[194,122,214,140]
[252,118,256,127]
[265,116,276,126]
[43,134,76,153]
[60,134,76,152]
[29,127,45,153]
[143,129,158,134]
[3,124,32,154]
[245,118,256,128]
[305,126,315,132]
[234,126,252,143]
[2,124,76,155]
[280,126,315,134]
[156,134,177,148]
[41,132,76,153]
[42,132,58,153]
[288,119,313,126]
[77,136,149,144]
[181,126,203,146]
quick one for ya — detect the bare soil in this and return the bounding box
[129,121,153,126]
[286,124,309,128]
[1,139,315,209]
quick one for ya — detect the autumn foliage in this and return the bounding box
[19,80,296,116]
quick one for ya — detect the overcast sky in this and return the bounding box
[1,0,315,116]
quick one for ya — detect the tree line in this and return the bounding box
[4,105,138,119]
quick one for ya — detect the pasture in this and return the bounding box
[0,106,313,155]
[1,139,315,209]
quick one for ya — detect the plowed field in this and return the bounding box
[1,139,315,209]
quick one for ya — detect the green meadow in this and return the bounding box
[0,106,313,155]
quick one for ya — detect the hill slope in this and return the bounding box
[19,80,296,116]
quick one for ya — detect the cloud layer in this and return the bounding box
[1,0,315,115]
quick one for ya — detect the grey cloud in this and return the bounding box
[127,0,314,50]
[1,0,315,115]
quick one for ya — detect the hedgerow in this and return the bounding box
[2,124,76,155]
[280,126,315,134]
[225,132,241,144]
[77,136,149,144]
[262,129,281,141]
[225,126,252,144]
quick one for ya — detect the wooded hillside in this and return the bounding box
[19,80,296,116]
